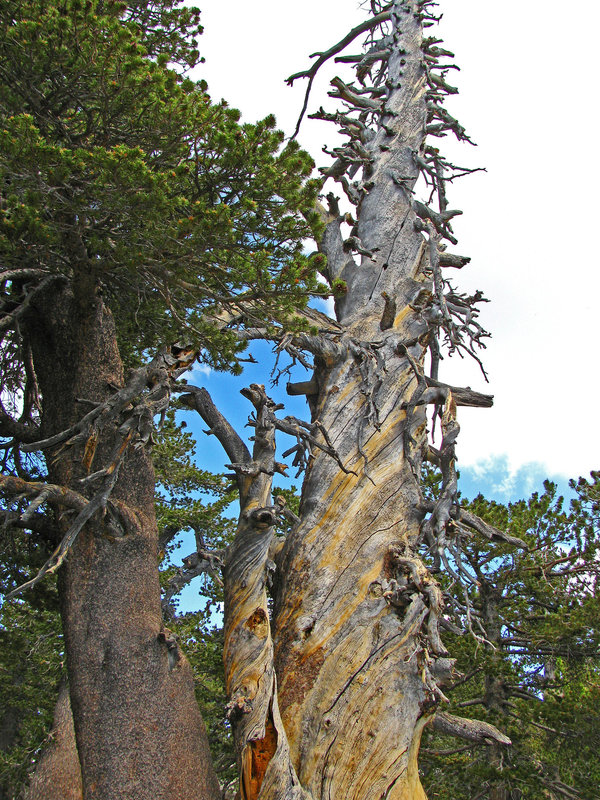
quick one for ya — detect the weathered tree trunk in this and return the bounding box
[274,13,433,800]
[182,3,504,798]
[23,281,220,800]
[184,386,311,800]
[272,3,452,798]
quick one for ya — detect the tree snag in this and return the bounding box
[177,2,506,798]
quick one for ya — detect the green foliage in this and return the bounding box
[169,614,235,787]
[0,0,325,374]
[0,598,63,798]
[153,411,236,556]
[420,476,600,800]
[0,2,325,789]
[152,413,237,784]
[0,452,62,795]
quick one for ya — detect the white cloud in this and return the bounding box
[189,363,212,379]
[458,454,574,504]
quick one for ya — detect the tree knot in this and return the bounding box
[246,507,277,530]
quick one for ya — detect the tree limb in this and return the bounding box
[286,7,393,138]
[179,385,251,489]
[431,712,511,746]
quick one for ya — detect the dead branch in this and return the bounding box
[286,379,319,397]
[1,472,124,599]
[179,385,251,480]
[0,397,41,443]
[431,712,511,746]
[401,377,493,408]
[0,275,61,334]
[275,415,357,478]
[162,548,224,618]
[287,7,393,137]
[22,346,195,455]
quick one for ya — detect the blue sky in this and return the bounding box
[457,455,573,505]
[174,363,579,614]
[182,349,580,509]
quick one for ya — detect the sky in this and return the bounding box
[184,0,600,503]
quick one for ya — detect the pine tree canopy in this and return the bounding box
[0,0,324,380]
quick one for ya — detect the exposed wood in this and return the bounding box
[286,380,319,397]
[273,5,439,798]
[191,385,309,799]
[431,712,512,746]
[0,3,511,798]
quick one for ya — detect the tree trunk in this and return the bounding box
[181,2,503,796]
[183,3,496,797]
[24,679,82,800]
[24,281,220,800]
[273,3,445,798]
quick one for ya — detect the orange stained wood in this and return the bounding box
[82,432,98,473]
[241,718,278,800]
[245,608,269,639]
[392,302,413,330]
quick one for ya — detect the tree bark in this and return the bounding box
[24,281,220,800]
[24,679,82,800]
[271,4,441,798]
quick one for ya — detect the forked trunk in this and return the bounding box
[189,2,494,797]
[173,2,500,797]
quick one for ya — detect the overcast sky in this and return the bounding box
[188,1,600,494]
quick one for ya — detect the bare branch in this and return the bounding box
[400,377,493,409]
[0,275,61,334]
[431,712,511,746]
[162,548,224,618]
[0,398,41,443]
[286,7,393,138]
[179,385,251,474]
[1,473,125,599]
[22,346,194,454]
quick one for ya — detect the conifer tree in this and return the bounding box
[420,475,600,800]
[0,1,320,797]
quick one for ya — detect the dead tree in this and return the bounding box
[177,2,513,798]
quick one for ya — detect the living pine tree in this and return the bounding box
[0,1,322,797]
[420,475,600,800]
[0,413,237,799]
